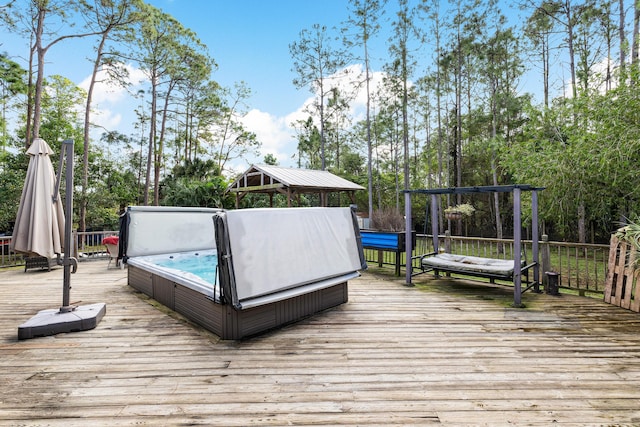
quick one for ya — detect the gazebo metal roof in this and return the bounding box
[227,164,365,207]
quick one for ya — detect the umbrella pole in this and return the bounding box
[60,139,76,312]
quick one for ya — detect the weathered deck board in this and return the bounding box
[1,261,639,426]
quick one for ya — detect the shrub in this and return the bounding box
[370,207,405,231]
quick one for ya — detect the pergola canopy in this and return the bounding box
[405,184,544,195]
[227,164,365,208]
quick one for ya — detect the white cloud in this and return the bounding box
[79,63,147,137]
[240,109,298,166]
[79,62,389,172]
[562,57,619,99]
[79,63,146,105]
[237,63,390,170]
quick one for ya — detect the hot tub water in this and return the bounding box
[154,252,218,285]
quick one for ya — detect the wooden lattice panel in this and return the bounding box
[604,235,640,312]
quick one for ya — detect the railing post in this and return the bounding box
[72,230,78,259]
[444,230,451,254]
[541,234,551,292]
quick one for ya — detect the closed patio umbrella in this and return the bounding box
[10,138,65,259]
[16,139,105,340]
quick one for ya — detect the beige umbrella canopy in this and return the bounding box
[10,138,65,259]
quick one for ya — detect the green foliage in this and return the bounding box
[501,80,640,242]
[161,159,232,208]
[263,153,279,166]
[39,75,86,151]
[161,176,232,208]
[208,82,260,173]
[0,151,28,232]
[0,54,27,149]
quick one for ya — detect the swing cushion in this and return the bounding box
[421,253,524,278]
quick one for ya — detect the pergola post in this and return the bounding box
[404,191,412,285]
[531,190,540,292]
[513,187,522,307]
[431,194,439,254]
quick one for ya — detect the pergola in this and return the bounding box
[403,185,544,307]
[227,164,365,208]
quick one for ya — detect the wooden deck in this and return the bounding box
[1,261,639,426]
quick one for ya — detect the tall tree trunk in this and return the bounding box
[578,201,586,243]
[435,19,444,233]
[490,74,504,252]
[319,82,326,171]
[154,84,174,205]
[25,35,34,149]
[144,73,157,206]
[366,45,373,221]
[80,32,107,236]
[32,6,46,141]
[402,44,410,194]
[455,38,462,191]
[620,0,626,76]
[632,0,640,77]
[565,0,577,99]
[543,34,550,108]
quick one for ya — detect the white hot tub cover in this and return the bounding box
[214,207,366,309]
[122,206,221,258]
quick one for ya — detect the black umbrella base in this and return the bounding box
[17,302,106,340]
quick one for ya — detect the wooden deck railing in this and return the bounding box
[0,235,22,267]
[3,229,611,294]
[363,233,610,294]
[0,231,118,269]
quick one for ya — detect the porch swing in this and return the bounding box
[402,185,544,307]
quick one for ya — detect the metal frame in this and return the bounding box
[403,185,544,307]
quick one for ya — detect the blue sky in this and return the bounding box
[2,0,392,170]
[1,0,540,172]
[150,0,358,117]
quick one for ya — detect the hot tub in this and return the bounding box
[122,206,366,339]
[126,249,220,300]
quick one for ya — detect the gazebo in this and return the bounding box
[227,164,365,208]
